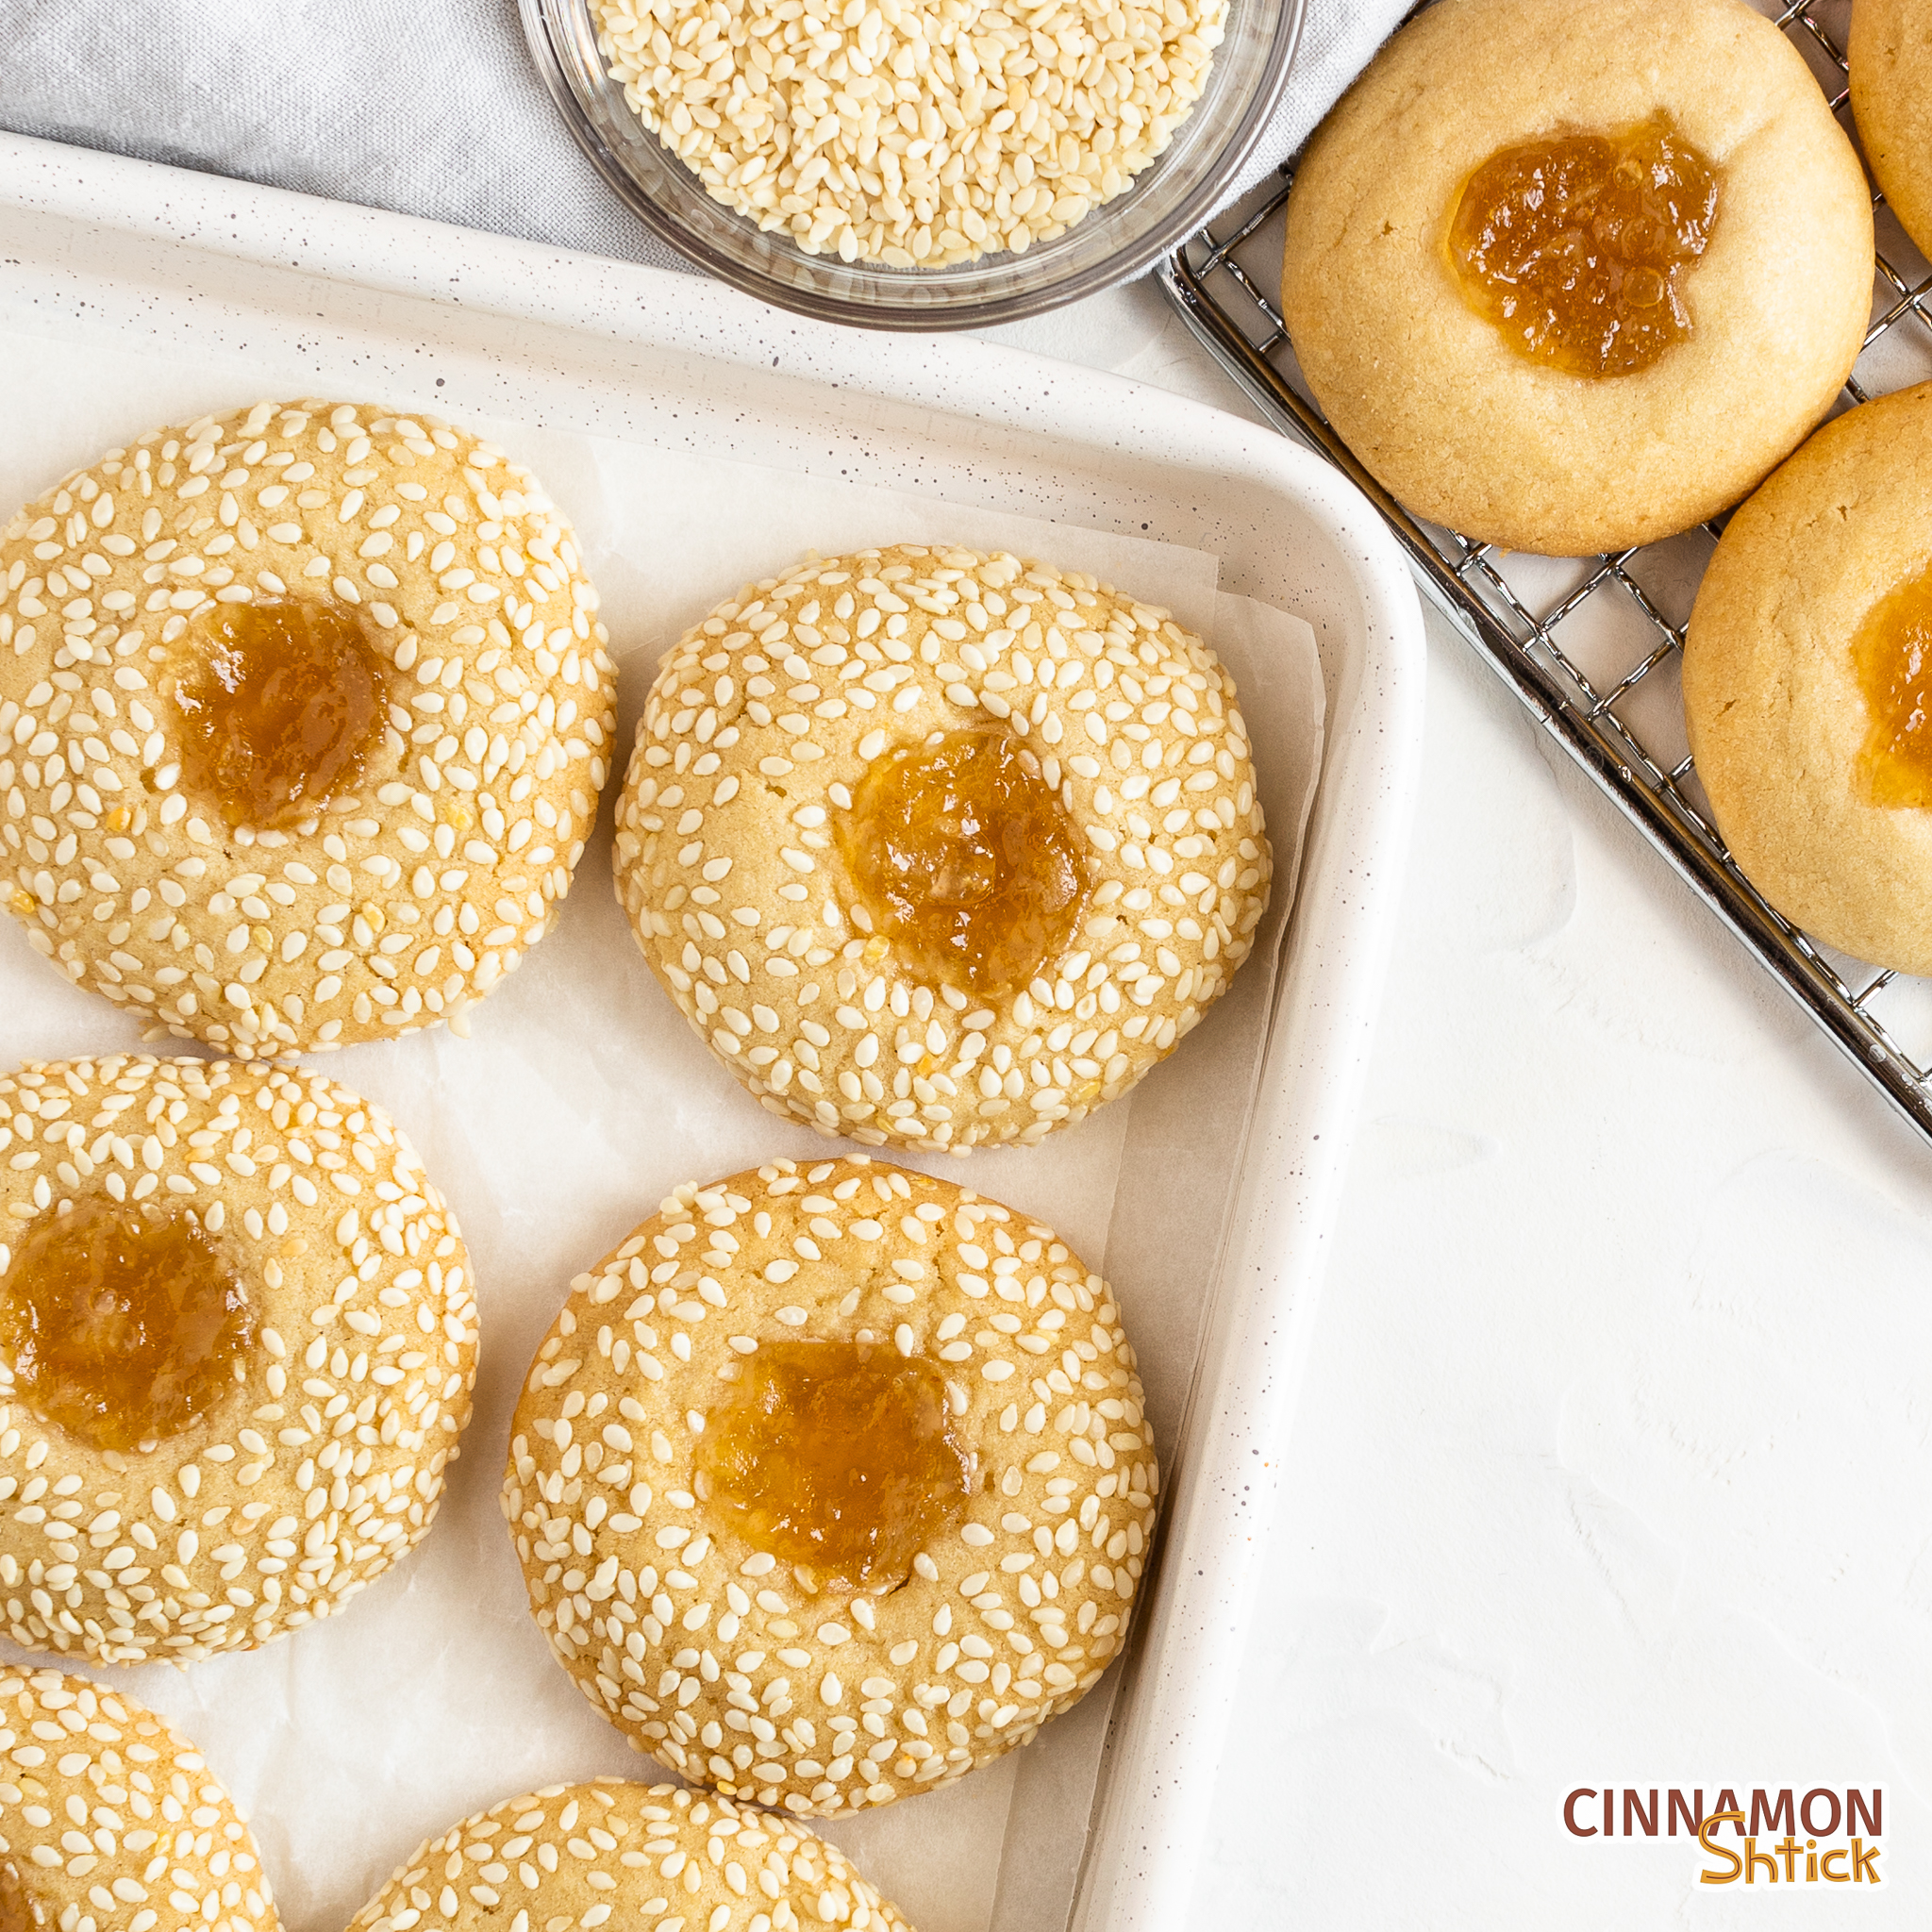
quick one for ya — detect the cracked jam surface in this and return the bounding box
[171,594,392,830]
[838,727,1089,999]
[1448,112,1721,377]
[1,1196,252,1454]
[696,1338,974,1591]
[1856,559,1932,808]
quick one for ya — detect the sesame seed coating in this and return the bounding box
[0,1055,478,1664]
[592,0,1225,267]
[504,1157,1158,1818]
[613,546,1271,1153]
[0,1668,275,1932]
[348,1779,909,1932]
[0,399,617,1057]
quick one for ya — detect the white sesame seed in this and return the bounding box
[594,0,1224,269]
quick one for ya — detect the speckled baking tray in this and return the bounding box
[0,131,1424,1932]
[1158,0,1932,1154]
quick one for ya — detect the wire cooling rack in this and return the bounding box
[1158,0,1932,1150]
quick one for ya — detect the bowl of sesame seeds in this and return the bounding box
[519,0,1304,327]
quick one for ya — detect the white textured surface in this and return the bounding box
[1210,641,1932,1926]
[1001,278,1932,1925]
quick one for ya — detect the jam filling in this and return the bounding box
[838,727,1089,998]
[695,1338,973,1591]
[1,1197,253,1453]
[1447,112,1721,377]
[1855,559,1932,808]
[172,594,392,829]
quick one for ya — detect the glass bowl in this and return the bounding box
[518,0,1306,331]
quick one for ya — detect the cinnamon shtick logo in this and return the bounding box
[1564,1787,1884,1886]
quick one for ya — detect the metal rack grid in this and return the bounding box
[1158,0,1932,1151]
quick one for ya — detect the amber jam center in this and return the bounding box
[1854,559,1932,808]
[172,594,392,829]
[695,1339,972,1591]
[1447,112,1721,378]
[837,727,1090,999]
[0,1197,254,1454]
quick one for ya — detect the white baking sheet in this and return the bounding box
[0,326,1323,1932]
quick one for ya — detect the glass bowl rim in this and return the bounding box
[517,0,1308,331]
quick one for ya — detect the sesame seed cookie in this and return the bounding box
[1683,382,1932,974]
[613,545,1271,1153]
[0,1667,275,1932]
[504,1156,1158,1818]
[0,397,616,1057]
[1852,0,1932,265]
[0,1053,478,1663]
[1280,0,1873,556]
[347,1780,908,1932]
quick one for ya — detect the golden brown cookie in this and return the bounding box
[612,545,1271,1152]
[1281,0,1873,557]
[1852,0,1932,264]
[1683,382,1932,974]
[503,1156,1157,1816]
[0,1667,276,1932]
[0,398,616,1056]
[0,1053,478,1662]
[346,1780,910,1932]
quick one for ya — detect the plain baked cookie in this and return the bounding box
[0,1053,478,1663]
[0,1668,275,1932]
[1852,0,1932,264]
[1281,0,1874,557]
[613,544,1271,1152]
[1683,382,1932,974]
[504,1156,1157,1816]
[0,398,615,1057]
[347,1780,908,1932]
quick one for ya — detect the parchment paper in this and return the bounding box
[0,330,1323,1932]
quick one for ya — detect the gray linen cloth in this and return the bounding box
[0,0,1407,279]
